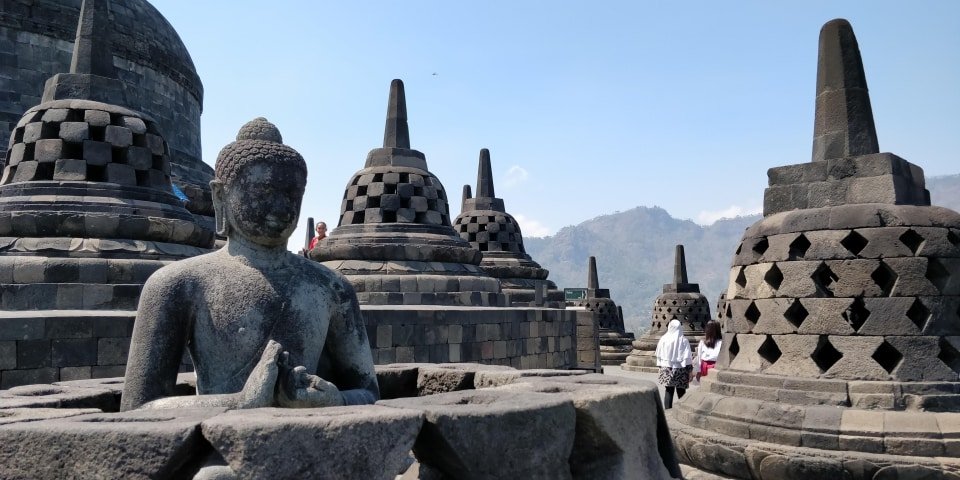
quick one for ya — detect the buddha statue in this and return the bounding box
[120,118,379,411]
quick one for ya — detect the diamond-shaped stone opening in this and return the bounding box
[811,262,839,298]
[752,237,769,255]
[735,242,743,255]
[757,335,782,366]
[938,339,960,375]
[728,335,740,362]
[926,258,950,293]
[841,230,868,256]
[906,298,931,332]
[783,299,809,328]
[811,336,843,373]
[899,229,925,255]
[842,296,871,332]
[788,233,811,260]
[872,341,903,374]
[763,264,784,290]
[947,230,960,247]
[724,303,732,319]
[871,262,897,297]
[735,267,747,288]
[744,301,761,325]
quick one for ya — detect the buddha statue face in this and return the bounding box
[212,118,307,247]
[214,161,305,247]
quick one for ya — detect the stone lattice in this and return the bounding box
[670,19,960,479]
[453,148,560,305]
[0,0,212,389]
[623,245,712,373]
[310,80,502,306]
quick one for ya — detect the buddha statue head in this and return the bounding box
[212,118,307,247]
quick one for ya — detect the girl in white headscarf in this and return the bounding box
[655,318,693,409]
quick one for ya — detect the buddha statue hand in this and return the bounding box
[237,340,283,409]
[276,359,345,408]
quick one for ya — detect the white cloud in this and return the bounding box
[512,213,553,238]
[695,205,762,225]
[502,165,529,188]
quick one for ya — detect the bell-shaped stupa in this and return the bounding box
[671,19,960,478]
[622,245,712,372]
[571,256,634,365]
[310,80,503,306]
[453,149,560,305]
[0,0,213,387]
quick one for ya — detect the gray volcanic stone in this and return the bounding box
[416,363,514,396]
[473,368,587,388]
[498,374,682,479]
[0,408,100,425]
[0,384,116,411]
[375,363,432,399]
[201,406,423,480]
[379,389,576,479]
[0,407,223,480]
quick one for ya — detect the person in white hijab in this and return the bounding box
[655,318,693,409]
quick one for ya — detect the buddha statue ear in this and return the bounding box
[211,179,230,237]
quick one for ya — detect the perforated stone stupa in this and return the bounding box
[571,256,634,365]
[671,19,960,479]
[310,80,502,306]
[0,0,213,388]
[453,148,560,305]
[622,245,712,373]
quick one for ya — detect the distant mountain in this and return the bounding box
[929,174,960,213]
[525,174,960,337]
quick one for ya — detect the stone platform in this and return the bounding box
[0,364,681,479]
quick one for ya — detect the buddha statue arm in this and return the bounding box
[277,282,379,408]
[120,271,193,411]
[324,287,380,405]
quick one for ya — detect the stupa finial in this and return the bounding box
[70,0,114,78]
[461,185,472,212]
[673,244,688,285]
[587,256,600,290]
[812,18,879,162]
[383,79,410,149]
[476,148,495,198]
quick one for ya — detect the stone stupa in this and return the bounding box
[622,245,712,373]
[453,148,561,306]
[670,19,960,479]
[571,256,634,366]
[310,80,503,307]
[0,0,213,388]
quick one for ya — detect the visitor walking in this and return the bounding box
[695,320,722,382]
[655,319,693,409]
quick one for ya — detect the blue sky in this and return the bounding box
[150,1,960,249]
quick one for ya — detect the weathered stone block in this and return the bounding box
[201,406,423,480]
[83,110,111,127]
[104,125,132,148]
[121,117,146,134]
[97,337,131,366]
[33,138,63,162]
[51,338,98,367]
[0,383,115,411]
[379,389,576,479]
[125,146,153,170]
[53,158,87,180]
[0,408,222,479]
[106,162,136,185]
[58,122,89,142]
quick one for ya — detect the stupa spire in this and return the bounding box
[461,185,472,212]
[587,256,600,290]
[476,148,495,198]
[673,245,688,285]
[383,79,410,149]
[812,18,879,162]
[70,0,114,77]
